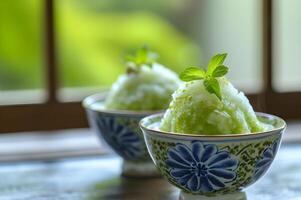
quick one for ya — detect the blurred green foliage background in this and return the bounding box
[0,0,201,91]
[1,0,301,93]
[0,0,44,90]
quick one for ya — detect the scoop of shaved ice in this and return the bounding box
[104,63,181,111]
[160,77,272,135]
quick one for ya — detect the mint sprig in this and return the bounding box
[179,53,229,100]
[125,46,158,73]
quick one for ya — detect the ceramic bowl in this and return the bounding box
[140,113,286,199]
[83,93,161,177]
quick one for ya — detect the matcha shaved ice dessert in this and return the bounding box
[160,53,272,135]
[105,46,181,111]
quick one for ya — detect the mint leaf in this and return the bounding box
[179,67,206,82]
[125,55,136,63]
[125,46,158,69]
[137,45,148,57]
[179,53,229,101]
[136,46,157,65]
[203,78,222,100]
[207,53,227,75]
[212,65,229,77]
[124,46,158,73]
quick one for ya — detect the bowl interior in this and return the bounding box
[140,112,286,140]
[83,92,164,116]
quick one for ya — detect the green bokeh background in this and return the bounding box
[0,0,201,91]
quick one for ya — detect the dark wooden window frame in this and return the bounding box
[0,0,300,133]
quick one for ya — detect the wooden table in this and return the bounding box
[0,144,300,200]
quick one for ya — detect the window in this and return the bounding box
[196,0,263,93]
[55,0,202,101]
[273,0,301,92]
[0,0,45,105]
[0,0,300,133]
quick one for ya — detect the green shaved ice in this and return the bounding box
[104,63,181,111]
[160,78,272,135]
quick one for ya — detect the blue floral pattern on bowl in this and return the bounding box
[166,141,239,192]
[96,116,142,159]
[254,141,279,179]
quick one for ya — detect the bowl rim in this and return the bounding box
[139,112,286,140]
[82,93,164,116]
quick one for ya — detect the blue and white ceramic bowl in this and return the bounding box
[140,113,286,199]
[83,93,161,177]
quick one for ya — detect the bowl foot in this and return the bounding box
[179,191,246,200]
[121,160,160,178]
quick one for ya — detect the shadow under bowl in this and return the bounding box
[83,93,162,177]
[140,112,286,198]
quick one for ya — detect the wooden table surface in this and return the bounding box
[0,144,300,200]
